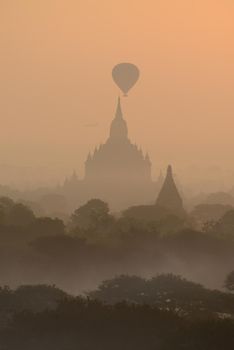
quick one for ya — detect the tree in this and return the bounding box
[88,274,234,317]
[88,275,147,304]
[0,197,15,225]
[0,198,36,228]
[225,271,234,292]
[191,204,233,225]
[14,284,68,312]
[29,217,65,238]
[122,205,188,236]
[70,199,113,231]
[213,210,234,239]
[7,203,35,227]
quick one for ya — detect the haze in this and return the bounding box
[0,0,234,193]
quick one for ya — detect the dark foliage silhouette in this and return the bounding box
[70,198,113,230]
[225,271,234,292]
[88,274,234,318]
[29,217,65,238]
[0,196,234,294]
[1,293,234,349]
[0,197,35,227]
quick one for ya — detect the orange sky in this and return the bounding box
[0,0,234,191]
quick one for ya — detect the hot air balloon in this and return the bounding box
[112,63,140,96]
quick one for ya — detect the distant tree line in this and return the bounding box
[0,196,234,292]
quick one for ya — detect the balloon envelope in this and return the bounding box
[112,63,140,96]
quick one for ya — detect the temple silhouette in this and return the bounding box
[85,98,152,185]
[62,98,184,214]
[62,98,157,210]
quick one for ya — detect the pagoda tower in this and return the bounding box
[156,165,185,217]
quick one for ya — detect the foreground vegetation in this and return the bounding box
[1,275,234,349]
[0,196,234,348]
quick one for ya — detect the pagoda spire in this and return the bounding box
[109,97,128,142]
[156,165,185,217]
[115,96,123,119]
